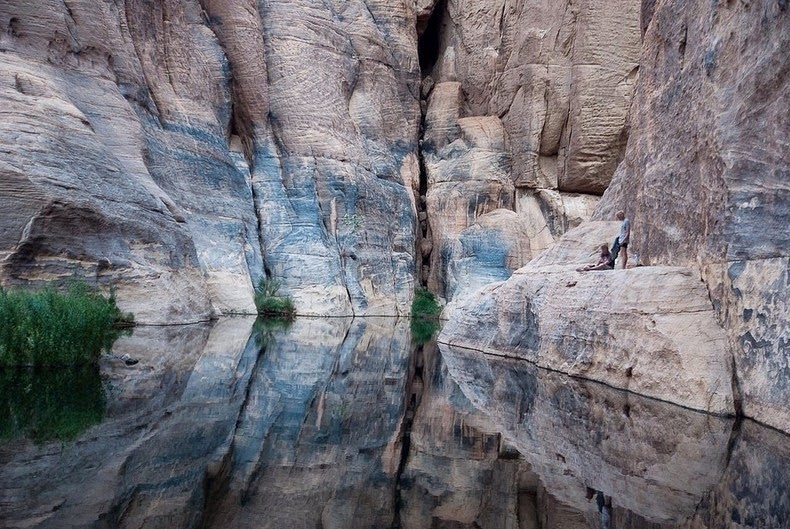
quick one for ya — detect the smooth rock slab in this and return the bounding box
[440,222,735,415]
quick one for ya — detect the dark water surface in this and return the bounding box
[0,317,788,529]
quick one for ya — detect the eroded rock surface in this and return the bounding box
[593,0,789,431]
[0,0,421,320]
[418,0,639,303]
[440,222,734,414]
[425,0,641,193]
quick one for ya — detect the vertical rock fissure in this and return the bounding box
[390,343,426,528]
[415,0,446,288]
[416,135,431,288]
[417,0,446,76]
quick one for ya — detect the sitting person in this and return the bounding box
[577,244,614,272]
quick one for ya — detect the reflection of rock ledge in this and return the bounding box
[440,222,735,415]
[440,344,734,525]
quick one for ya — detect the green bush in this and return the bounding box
[412,288,441,318]
[0,282,134,367]
[411,318,440,345]
[254,278,296,317]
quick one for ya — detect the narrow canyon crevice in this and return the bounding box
[390,342,427,528]
[414,0,447,288]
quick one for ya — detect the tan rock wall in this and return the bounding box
[419,0,640,303]
[427,0,641,193]
[593,0,789,430]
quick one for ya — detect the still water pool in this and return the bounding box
[0,317,788,528]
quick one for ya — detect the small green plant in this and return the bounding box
[341,213,365,231]
[411,288,441,344]
[254,278,295,317]
[0,281,134,367]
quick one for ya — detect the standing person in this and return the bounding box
[615,210,630,269]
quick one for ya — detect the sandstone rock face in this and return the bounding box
[440,222,735,415]
[424,0,641,193]
[0,0,642,317]
[593,0,789,431]
[418,0,640,303]
[422,88,529,301]
[0,0,421,320]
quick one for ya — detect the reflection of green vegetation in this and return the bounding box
[254,278,296,318]
[411,318,440,345]
[411,288,441,344]
[252,316,293,348]
[0,281,134,367]
[0,365,106,443]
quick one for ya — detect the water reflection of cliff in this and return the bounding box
[434,344,790,529]
[205,317,412,529]
[1,319,789,529]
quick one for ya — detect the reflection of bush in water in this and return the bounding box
[411,318,440,345]
[252,317,294,348]
[0,365,105,443]
[411,288,441,344]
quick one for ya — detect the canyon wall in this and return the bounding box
[0,0,640,319]
[0,0,785,429]
[594,0,788,430]
[420,0,640,301]
[441,0,787,431]
[0,0,422,322]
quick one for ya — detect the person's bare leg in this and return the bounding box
[621,250,628,269]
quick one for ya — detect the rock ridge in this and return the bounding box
[439,222,735,416]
